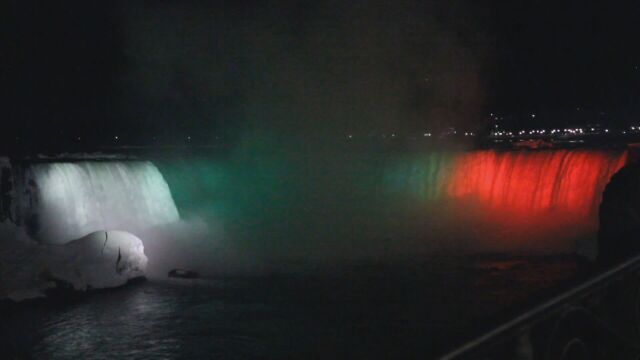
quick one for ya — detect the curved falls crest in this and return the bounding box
[0,149,629,261]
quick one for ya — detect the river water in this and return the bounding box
[2,255,583,359]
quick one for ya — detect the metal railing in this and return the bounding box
[440,254,640,359]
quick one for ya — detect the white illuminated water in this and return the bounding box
[23,161,179,244]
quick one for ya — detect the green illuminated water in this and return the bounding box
[154,140,459,270]
[382,152,454,202]
[151,141,622,273]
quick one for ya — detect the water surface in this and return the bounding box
[2,255,583,359]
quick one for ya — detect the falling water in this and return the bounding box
[447,150,628,215]
[155,149,629,263]
[3,149,627,266]
[19,161,179,244]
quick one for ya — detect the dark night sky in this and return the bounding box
[3,0,640,149]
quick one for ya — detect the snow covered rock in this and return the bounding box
[45,230,148,290]
[1,230,147,301]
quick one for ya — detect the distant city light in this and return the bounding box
[328,124,638,142]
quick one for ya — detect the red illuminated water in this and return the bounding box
[443,150,628,252]
[157,149,631,259]
[448,150,627,215]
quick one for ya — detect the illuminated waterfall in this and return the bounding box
[148,150,625,264]
[20,161,180,244]
[382,152,454,201]
[447,150,628,216]
[9,149,619,261]
[370,149,630,252]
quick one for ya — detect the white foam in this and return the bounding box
[23,161,179,244]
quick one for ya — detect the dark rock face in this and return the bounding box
[598,162,640,264]
[0,167,12,222]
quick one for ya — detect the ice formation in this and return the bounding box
[1,230,147,301]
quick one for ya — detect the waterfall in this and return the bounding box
[447,150,629,216]
[5,149,626,255]
[19,161,179,244]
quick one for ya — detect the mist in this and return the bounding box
[118,0,493,144]
[139,146,625,276]
[112,1,499,275]
[5,1,613,277]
